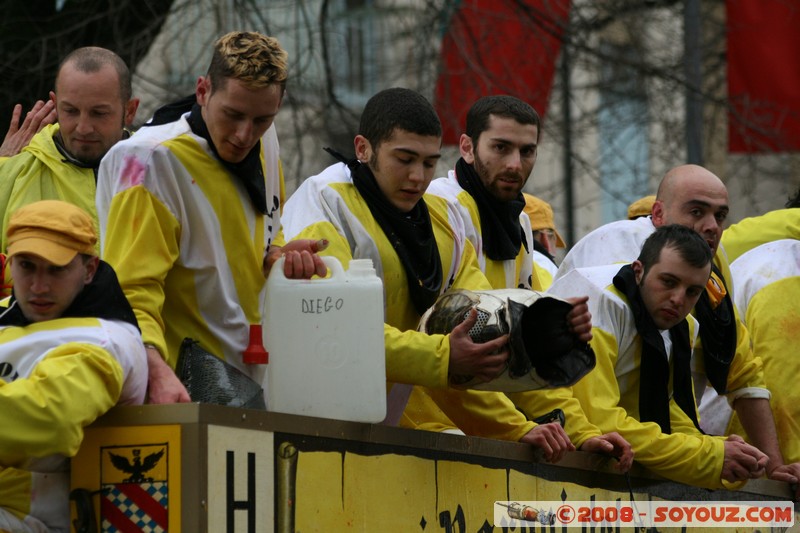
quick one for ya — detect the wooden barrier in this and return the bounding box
[71,403,797,532]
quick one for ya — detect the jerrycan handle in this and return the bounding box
[269,254,346,282]
[320,255,346,280]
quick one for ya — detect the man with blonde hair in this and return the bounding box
[97,31,324,405]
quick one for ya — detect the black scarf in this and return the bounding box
[0,260,139,330]
[613,264,700,434]
[53,129,131,176]
[144,94,195,126]
[324,147,442,315]
[693,264,736,394]
[454,157,527,261]
[145,95,268,215]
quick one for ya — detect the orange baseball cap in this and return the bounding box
[523,194,566,248]
[6,200,97,266]
[627,195,656,220]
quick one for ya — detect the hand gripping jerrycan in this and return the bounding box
[263,256,387,422]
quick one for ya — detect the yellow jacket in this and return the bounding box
[0,123,98,250]
[549,265,734,489]
[727,239,800,463]
[0,316,146,531]
[721,208,800,263]
[0,124,98,298]
[97,116,284,379]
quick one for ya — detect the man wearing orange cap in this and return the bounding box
[626,194,656,220]
[523,193,566,290]
[0,200,146,532]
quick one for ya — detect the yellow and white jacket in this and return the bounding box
[96,115,284,379]
[721,208,800,263]
[0,315,146,532]
[426,171,539,290]
[532,249,557,290]
[548,264,732,489]
[701,239,800,463]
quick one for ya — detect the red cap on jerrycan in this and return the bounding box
[243,324,269,364]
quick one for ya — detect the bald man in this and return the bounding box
[552,164,800,487]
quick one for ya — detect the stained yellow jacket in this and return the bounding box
[726,239,800,463]
[721,208,800,263]
[96,116,284,380]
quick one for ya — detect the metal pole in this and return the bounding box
[685,0,704,165]
[561,20,575,247]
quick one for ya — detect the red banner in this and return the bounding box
[434,0,570,145]
[727,0,800,152]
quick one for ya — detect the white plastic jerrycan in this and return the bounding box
[263,256,386,422]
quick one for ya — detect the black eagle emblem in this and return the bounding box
[108,448,165,483]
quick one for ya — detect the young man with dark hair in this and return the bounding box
[278,88,510,402]
[406,95,632,465]
[428,95,541,291]
[0,200,146,532]
[548,224,769,488]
